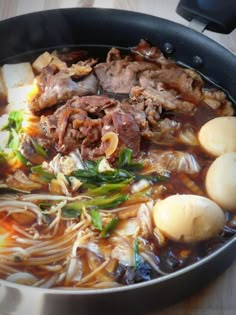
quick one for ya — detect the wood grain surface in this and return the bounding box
[0,1,235,315]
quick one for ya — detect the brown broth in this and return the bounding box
[0,44,235,289]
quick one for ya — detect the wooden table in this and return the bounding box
[0,1,235,315]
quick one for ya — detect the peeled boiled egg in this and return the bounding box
[206,152,236,212]
[198,116,236,156]
[152,194,225,243]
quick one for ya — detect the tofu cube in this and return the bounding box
[2,62,34,89]
[0,130,10,150]
[7,84,35,112]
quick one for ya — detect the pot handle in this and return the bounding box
[176,0,236,34]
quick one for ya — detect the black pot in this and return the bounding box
[0,2,235,314]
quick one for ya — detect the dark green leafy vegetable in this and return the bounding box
[100,217,119,238]
[31,139,48,158]
[90,209,102,231]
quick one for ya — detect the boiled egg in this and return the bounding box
[198,116,236,156]
[152,194,225,243]
[206,152,236,212]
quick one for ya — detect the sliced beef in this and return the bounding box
[68,95,118,114]
[76,73,98,96]
[40,95,142,159]
[139,68,202,101]
[202,88,234,116]
[131,39,172,66]
[29,67,98,113]
[130,85,195,112]
[111,111,141,155]
[40,95,119,157]
[57,50,88,65]
[121,101,151,138]
[40,114,58,139]
[121,99,160,139]
[106,47,122,62]
[95,60,159,94]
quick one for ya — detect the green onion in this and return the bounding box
[72,168,133,184]
[14,150,31,166]
[7,111,23,132]
[31,139,48,158]
[87,181,130,196]
[100,217,119,238]
[89,193,129,209]
[135,173,170,183]
[63,193,129,212]
[31,165,55,182]
[62,208,82,218]
[117,148,143,171]
[0,149,14,162]
[90,209,102,231]
[8,128,20,150]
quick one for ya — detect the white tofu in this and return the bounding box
[32,51,52,72]
[0,130,10,150]
[2,62,35,89]
[7,84,34,112]
[0,114,8,130]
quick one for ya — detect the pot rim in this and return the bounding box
[0,7,235,297]
[1,234,235,295]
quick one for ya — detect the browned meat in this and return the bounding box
[29,67,98,113]
[36,137,53,150]
[131,39,172,66]
[130,85,195,112]
[111,111,140,155]
[106,47,122,62]
[68,95,118,114]
[95,60,159,94]
[202,89,234,116]
[57,49,91,65]
[40,114,58,139]
[40,95,118,157]
[121,101,151,138]
[77,73,98,93]
[39,94,142,158]
[139,68,202,101]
